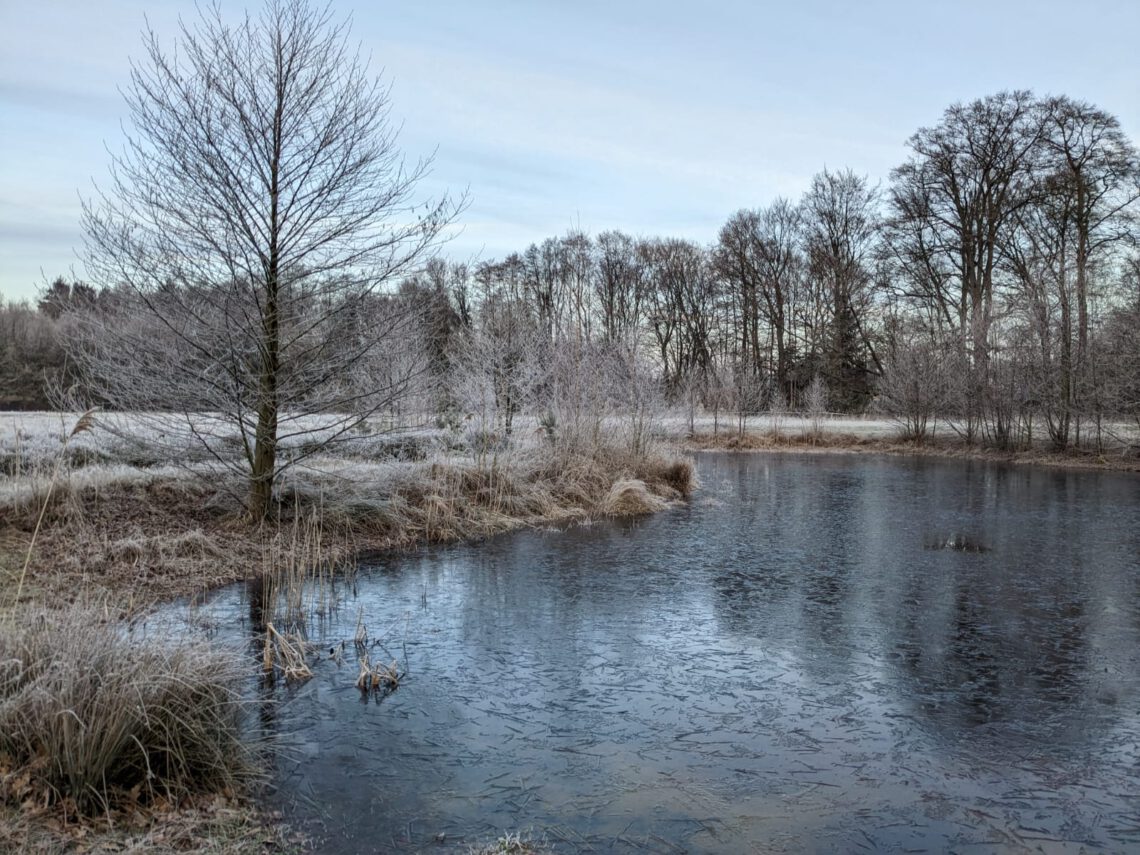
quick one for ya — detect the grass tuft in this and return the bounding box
[600,479,668,516]
[0,603,254,816]
[468,829,551,855]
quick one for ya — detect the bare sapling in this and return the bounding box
[768,387,788,441]
[804,375,829,444]
[75,0,462,518]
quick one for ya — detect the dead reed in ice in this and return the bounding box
[353,604,368,645]
[354,653,402,695]
[254,507,355,629]
[261,623,314,683]
[351,610,410,697]
[468,830,552,855]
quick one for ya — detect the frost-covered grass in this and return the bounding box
[0,410,444,474]
[659,409,1140,453]
[0,601,253,815]
[0,409,450,520]
[658,412,903,440]
[0,410,696,611]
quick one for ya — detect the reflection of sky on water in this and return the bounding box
[170,452,1140,852]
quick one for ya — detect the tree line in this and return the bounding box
[6,91,1139,454]
[402,92,1140,452]
[0,278,109,409]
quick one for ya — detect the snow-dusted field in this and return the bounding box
[657,412,904,440]
[0,409,900,469]
[0,410,451,510]
[0,410,441,467]
[659,411,1140,449]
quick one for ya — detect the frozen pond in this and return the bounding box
[183,452,1140,852]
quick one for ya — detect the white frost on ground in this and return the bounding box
[0,410,544,510]
[3,409,1136,512]
[656,412,904,439]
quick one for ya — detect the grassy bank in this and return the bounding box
[2,443,694,612]
[682,419,1140,473]
[0,802,297,854]
[0,602,302,854]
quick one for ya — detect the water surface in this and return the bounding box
[185,452,1140,852]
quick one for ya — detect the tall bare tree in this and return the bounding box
[643,239,716,395]
[888,91,1043,440]
[802,168,883,410]
[76,0,460,517]
[594,230,647,347]
[889,92,1043,358]
[715,201,802,401]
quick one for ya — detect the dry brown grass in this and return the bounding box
[0,796,300,854]
[688,429,1140,472]
[599,479,669,516]
[1,479,261,613]
[0,603,254,817]
[261,623,314,683]
[2,444,697,617]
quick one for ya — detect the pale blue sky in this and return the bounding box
[1,0,1137,300]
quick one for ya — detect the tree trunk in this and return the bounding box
[252,77,283,520]
[250,299,280,518]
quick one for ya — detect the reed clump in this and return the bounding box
[599,479,669,516]
[262,623,314,682]
[0,603,253,816]
[468,830,552,855]
[252,507,353,628]
[354,653,402,695]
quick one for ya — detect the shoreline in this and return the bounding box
[2,448,695,614]
[3,419,1135,852]
[681,429,1140,474]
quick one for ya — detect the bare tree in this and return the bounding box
[715,202,802,402]
[449,276,541,448]
[0,299,69,410]
[643,238,716,395]
[1095,257,1140,447]
[889,92,1042,355]
[878,323,953,444]
[803,374,829,443]
[802,168,883,410]
[1040,98,1140,368]
[595,230,647,346]
[75,0,460,516]
[888,91,1043,440]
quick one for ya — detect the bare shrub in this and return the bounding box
[878,335,952,443]
[803,375,829,443]
[767,386,788,440]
